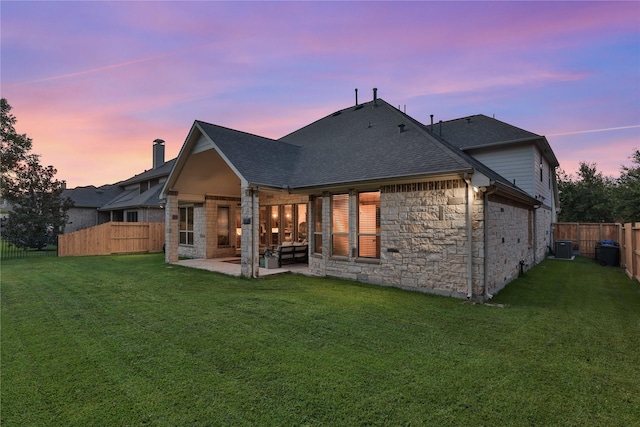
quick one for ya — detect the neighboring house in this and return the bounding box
[62,184,124,233]
[162,91,560,301]
[64,139,175,233]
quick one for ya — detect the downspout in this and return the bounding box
[463,174,474,300]
[252,187,259,279]
[483,186,498,300]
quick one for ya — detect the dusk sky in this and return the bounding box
[2,1,639,188]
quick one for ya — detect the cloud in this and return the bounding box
[548,125,640,137]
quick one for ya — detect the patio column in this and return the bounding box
[240,186,260,278]
[165,190,179,263]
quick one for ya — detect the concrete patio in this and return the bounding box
[174,257,313,277]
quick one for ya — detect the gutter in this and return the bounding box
[463,174,474,300]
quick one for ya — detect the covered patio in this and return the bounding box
[174,257,313,277]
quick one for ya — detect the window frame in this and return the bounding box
[217,206,230,247]
[179,205,194,246]
[357,191,380,259]
[331,193,350,257]
[312,197,323,254]
[125,211,138,223]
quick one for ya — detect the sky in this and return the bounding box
[2,1,639,188]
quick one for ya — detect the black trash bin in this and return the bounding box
[595,240,620,267]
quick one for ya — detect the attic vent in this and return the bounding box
[331,111,342,117]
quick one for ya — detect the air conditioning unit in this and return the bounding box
[555,240,573,259]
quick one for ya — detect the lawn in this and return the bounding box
[2,255,639,426]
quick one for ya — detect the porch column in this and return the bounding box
[165,190,179,263]
[240,186,260,278]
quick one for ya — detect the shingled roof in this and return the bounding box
[165,97,544,205]
[281,99,473,189]
[435,114,559,167]
[196,121,300,189]
[63,184,124,208]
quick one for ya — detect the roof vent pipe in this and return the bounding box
[373,88,378,105]
[430,114,434,132]
[355,88,358,106]
[439,120,443,137]
[398,124,405,133]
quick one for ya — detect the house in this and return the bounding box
[161,90,560,301]
[63,139,175,233]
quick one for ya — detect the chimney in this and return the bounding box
[373,88,378,105]
[153,139,165,169]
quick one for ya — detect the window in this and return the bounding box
[283,205,293,242]
[270,206,279,246]
[332,194,349,256]
[313,197,322,254]
[358,191,380,258]
[179,206,194,245]
[297,204,307,242]
[540,162,544,182]
[259,206,267,246]
[217,206,230,246]
[236,208,242,249]
[126,211,138,222]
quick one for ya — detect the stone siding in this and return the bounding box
[309,180,486,299]
[165,191,179,263]
[485,194,534,295]
[535,205,552,262]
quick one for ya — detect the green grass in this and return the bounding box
[2,255,639,426]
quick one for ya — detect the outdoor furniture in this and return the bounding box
[276,242,308,267]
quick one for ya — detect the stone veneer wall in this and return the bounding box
[484,194,535,295]
[178,197,241,259]
[309,180,486,299]
[535,205,552,262]
[165,191,179,263]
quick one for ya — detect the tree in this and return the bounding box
[1,99,72,250]
[1,98,33,191]
[613,149,640,223]
[558,162,615,222]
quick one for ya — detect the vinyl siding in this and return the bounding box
[534,148,554,207]
[468,145,535,196]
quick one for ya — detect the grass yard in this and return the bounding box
[2,255,639,426]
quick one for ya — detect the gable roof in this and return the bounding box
[164,98,546,205]
[195,121,300,189]
[436,114,559,167]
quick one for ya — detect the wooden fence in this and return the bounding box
[553,222,621,258]
[621,223,640,283]
[553,222,639,284]
[58,222,164,257]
